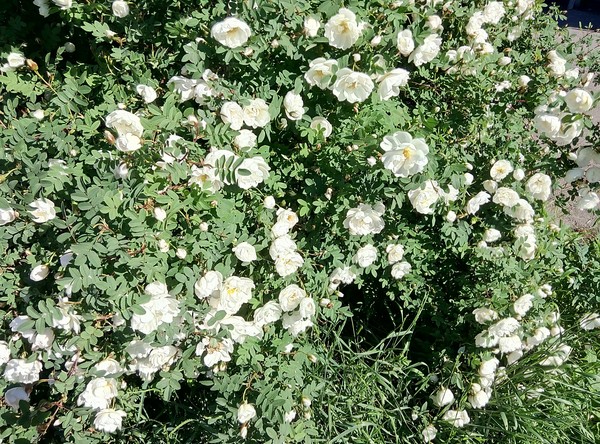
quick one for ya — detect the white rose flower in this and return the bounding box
[409,34,442,67]
[5,387,29,410]
[504,198,534,222]
[194,270,223,299]
[237,402,257,424]
[324,8,361,49]
[93,359,122,377]
[235,156,270,189]
[580,313,600,331]
[380,131,429,177]
[113,162,129,179]
[94,409,127,433]
[479,357,500,378]
[332,68,374,103]
[269,235,297,260]
[31,328,54,351]
[282,311,313,336]
[3,359,42,384]
[564,88,593,113]
[492,187,520,207]
[473,307,499,324]
[52,0,72,8]
[234,129,257,151]
[304,58,337,90]
[513,293,535,317]
[525,173,552,201]
[310,116,333,138]
[377,69,410,101]
[242,98,270,129]
[0,207,17,226]
[6,52,25,68]
[482,180,497,194]
[189,165,223,192]
[279,284,307,312]
[106,110,143,138]
[232,242,257,263]
[343,203,385,235]
[475,330,499,348]
[386,244,404,264]
[167,76,197,102]
[426,15,443,31]
[126,340,152,359]
[533,114,561,138]
[253,301,282,326]
[275,251,304,277]
[408,180,440,214]
[284,410,297,423]
[153,207,167,222]
[0,341,10,365]
[489,317,520,337]
[353,244,378,268]
[469,384,491,409]
[77,377,119,410]
[115,133,141,152]
[29,264,49,282]
[112,1,129,18]
[518,75,531,87]
[219,101,244,130]
[218,276,255,315]
[396,29,415,56]
[431,387,454,407]
[422,424,437,443]
[29,198,56,223]
[130,283,180,334]
[136,84,157,103]
[490,159,513,181]
[283,91,304,121]
[148,345,178,369]
[483,228,501,243]
[263,195,276,209]
[483,1,505,24]
[175,247,186,259]
[498,335,522,353]
[513,168,525,181]
[443,409,470,428]
[304,17,321,37]
[391,261,411,279]
[211,17,252,48]
[299,298,316,319]
[552,120,583,146]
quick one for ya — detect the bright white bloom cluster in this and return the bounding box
[3,359,42,384]
[270,209,304,277]
[353,244,378,268]
[442,409,470,428]
[211,17,252,49]
[324,8,363,50]
[332,68,374,103]
[380,131,429,178]
[29,198,56,223]
[130,282,180,334]
[168,73,215,104]
[106,110,144,152]
[129,342,179,381]
[344,202,385,235]
[1,52,26,72]
[77,377,119,410]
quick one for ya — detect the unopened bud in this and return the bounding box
[26,59,38,71]
[104,130,116,145]
[307,354,318,363]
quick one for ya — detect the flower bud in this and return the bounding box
[307,354,318,363]
[104,130,116,145]
[370,35,382,47]
[301,396,311,408]
[26,59,38,71]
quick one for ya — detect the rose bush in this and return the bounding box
[0,0,599,443]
